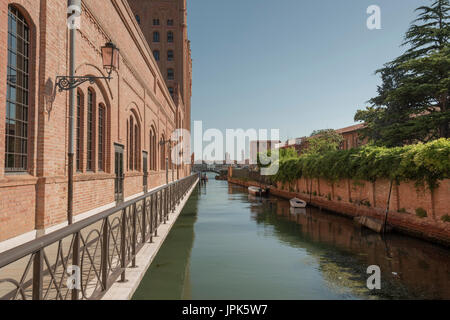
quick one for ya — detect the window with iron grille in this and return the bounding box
[87,89,94,171]
[167,68,174,80]
[167,31,174,43]
[5,6,30,172]
[129,116,134,171]
[98,104,105,171]
[153,50,160,61]
[76,91,83,171]
[134,124,139,170]
[153,31,160,42]
[167,50,174,61]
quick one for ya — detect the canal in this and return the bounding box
[133,173,450,300]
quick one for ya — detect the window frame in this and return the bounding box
[153,31,160,43]
[86,88,95,171]
[5,5,31,173]
[153,50,160,61]
[167,50,174,61]
[167,68,174,80]
[98,103,106,171]
[167,31,174,43]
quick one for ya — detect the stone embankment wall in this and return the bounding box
[228,170,450,246]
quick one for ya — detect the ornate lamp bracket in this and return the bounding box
[55,75,111,92]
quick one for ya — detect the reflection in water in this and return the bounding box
[134,175,450,300]
[132,186,200,300]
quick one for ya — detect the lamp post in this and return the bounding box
[62,3,119,225]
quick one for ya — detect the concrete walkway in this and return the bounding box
[102,180,199,300]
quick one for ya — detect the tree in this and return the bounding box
[356,0,450,147]
[306,129,344,154]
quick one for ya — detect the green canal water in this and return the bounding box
[133,174,450,300]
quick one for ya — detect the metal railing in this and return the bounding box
[0,174,198,300]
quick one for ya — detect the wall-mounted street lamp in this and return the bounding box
[56,41,119,92]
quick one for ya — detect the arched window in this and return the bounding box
[134,124,139,170]
[149,126,157,171]
[127,112,140,171]
[98,103,106,171]
[167,50,174,61]
[76,90,84,171]
[153,31,160,43]
[153,50,160,61]
[160,134,166,170]
[167,68,174,80]
[86,89,95,171]
[167,31,174,43]
[5,5,30,172]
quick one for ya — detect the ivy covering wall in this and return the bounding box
[272,139,450,190]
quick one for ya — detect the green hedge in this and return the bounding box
[272,138,450,190]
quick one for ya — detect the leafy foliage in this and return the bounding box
[306,129,344,155]
[272,139,450,190]
[355,0,450,146]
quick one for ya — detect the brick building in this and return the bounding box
[128,0,192,132]
[0,0,192,244]
[335,123,366,150]
[278,124,367,156]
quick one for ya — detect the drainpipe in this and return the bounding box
[67,0,80,225]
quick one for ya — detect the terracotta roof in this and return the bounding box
[335,123,365,134]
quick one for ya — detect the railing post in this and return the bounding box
[150,194,154,242]
[32,250,43,300]
[164,189,168,224]
[155,193,159,237]
[72,232,80,300]
[120,208,127,282]
[101,217,109,290]
[159,191,163,226]
[132,203,137,268]
[142,199,146,244]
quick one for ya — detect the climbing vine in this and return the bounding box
[271,139,450,190]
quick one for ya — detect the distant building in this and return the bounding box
[335,124,366,150]
[278,137,307,154]
[275,124,367,156]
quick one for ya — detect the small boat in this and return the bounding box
[290,198,307,208]
[248,186,266,196]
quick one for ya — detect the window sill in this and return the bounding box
[0,173,38,188]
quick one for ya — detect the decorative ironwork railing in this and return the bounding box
[0,174,198,300]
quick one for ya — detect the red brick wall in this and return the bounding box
[230,176,450,246]
[0,0,191,242]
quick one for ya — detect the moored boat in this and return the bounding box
[290,198,307,208]
[248,186,266,196]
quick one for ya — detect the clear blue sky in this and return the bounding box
[187,0,425,141]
